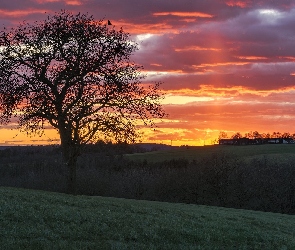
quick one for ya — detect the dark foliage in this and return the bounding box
[0,145,295,215]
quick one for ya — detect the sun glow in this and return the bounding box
[0,128,60,146]
[142,127,219,146]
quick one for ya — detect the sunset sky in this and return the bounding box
[1,0,295,146]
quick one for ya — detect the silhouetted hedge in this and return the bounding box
[0,145,294,214]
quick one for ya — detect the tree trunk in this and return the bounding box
[59,128,80,195]
[66,148,78,195]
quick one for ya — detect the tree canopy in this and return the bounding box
[0,10,166,193]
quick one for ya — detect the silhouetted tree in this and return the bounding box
[231,132,242,139]
[0,11,165,194]
[244,131,253,139]
[252,131,262,139]
[261,133,270,139]
[272,132,281,138]
[218,131,228,139]
[282,132,291,138]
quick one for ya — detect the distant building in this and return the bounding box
[219,137,294,145]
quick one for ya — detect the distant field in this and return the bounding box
[126,144,295,162]
[1,187,295,249]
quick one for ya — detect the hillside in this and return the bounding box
[0,187,294,249]
[126,144,295,162]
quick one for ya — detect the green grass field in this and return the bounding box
[1,187,295,249]
[126,144,295,162]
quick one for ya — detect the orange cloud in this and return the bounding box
[192,62,250,69]
[226,0,251,8]
[236,56,268,60]
[114,20,177,34]
[34,0,81,4]
[153,12,214,18]
[34,0,60,3]
[0,9,48,17]
[162,85,295,98]
[280,56,295,61]
[65,0,82,5]
[175,46,221,52]
[181,18,199,23]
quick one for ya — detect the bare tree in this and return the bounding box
[0,11,166,194]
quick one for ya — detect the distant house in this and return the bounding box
[219,137,294,145]
[267,138,281,144]
[219,139,234,145]
[219,138,250,145]
[264,138,294,144]
[283,138,295,144]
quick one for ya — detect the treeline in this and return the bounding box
[219,131,295,139]
[0,145,295,215]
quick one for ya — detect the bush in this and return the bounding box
[1,146,295,214]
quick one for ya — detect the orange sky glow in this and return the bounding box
[1,0,295,146]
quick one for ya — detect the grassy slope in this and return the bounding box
[126,144,295,162]
[1,187,295,249]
